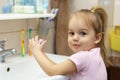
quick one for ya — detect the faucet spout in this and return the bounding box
[0,48,16,63]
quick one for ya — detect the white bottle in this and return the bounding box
[42,0,49,13]
[36,0,43,13]
[13,0,24,13]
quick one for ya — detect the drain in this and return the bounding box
[7,67,10,72]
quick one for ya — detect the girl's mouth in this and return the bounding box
[73,44,80,49]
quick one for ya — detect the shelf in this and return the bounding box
[0,13,55,20]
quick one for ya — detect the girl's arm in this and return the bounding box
[29,36,77,76]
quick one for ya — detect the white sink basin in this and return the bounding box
[0,53,69,80]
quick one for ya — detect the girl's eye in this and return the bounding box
[79,32,87,36]
[68,32,74,36]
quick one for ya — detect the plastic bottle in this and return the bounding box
[13,0,24,13]
[42,0,49,13]
[36,0,43,13]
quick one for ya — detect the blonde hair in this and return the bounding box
[69,6,111,67]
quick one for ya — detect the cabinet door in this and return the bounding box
[108,66,120,80]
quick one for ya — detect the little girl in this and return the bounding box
[29,6,110,80]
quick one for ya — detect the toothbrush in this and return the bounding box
[28,29,32,56]
[28,28,32,39]
[47,8,59,22]
[20,29,25,57]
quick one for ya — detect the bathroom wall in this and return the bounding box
[112,0,120,56]
[113,0,120,25]
[0,19,39,54]
[69,0,98,13]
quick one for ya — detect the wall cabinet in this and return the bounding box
[107,66,120,80]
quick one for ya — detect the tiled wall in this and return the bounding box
[114,0,120,25]
[69,0,98,13]
[0,19,39,55]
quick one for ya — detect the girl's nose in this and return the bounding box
[73,34,79,41]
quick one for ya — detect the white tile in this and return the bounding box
[0,19,27,33]
[27,19,39,30]
[114,0,120,25]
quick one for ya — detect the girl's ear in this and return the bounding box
[94,33,102,44]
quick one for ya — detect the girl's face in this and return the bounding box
[68,17,99,53]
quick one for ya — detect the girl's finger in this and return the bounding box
[40,40,47,47]
[39,39,43,44]
[35,35,39,42]
[29,39,31,43]
[32,37,35,42]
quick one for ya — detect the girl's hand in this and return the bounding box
[38,38,47,52]
[28,35,47,55]
[29,36,76,76]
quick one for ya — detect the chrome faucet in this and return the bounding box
[0,39,17,63]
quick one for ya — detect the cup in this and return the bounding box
[2,4,12,13]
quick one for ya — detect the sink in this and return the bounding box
[0,53,69,80]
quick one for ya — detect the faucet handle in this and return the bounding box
[0,39,7,51]
[0,39,7,43]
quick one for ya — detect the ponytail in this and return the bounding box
[91,6,112,67]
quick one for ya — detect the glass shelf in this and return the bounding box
[0,13,55,20]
